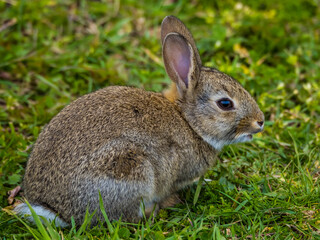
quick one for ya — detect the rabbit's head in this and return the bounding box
[161,16,264,150]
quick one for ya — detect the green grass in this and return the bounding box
[0,0,319,239]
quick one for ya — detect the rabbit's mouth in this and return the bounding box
[233,133,254,143]
[240,134,253,142]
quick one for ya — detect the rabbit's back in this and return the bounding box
[23,86,216,224]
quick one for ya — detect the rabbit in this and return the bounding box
[14,16,264,227]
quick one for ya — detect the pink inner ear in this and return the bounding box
[167,36,191,88]
[173,52,190,87]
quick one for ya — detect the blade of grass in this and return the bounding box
[193,176,204,206]
[40,217,61,240]
[25,200,51,240]
[2,207,42,239]
[99,191,114,234]
[75,208,96,237]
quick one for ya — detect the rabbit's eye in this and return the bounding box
[217,98,234,110]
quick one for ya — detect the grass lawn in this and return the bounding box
[0,0,319,239]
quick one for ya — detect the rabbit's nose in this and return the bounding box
[252,120,264,133]
[257,121,264,127]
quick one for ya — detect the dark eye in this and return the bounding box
[217,98,234,110]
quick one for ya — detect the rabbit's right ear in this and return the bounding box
[162,33,201,96]
[162,16,202,97]
[161,16,202,67]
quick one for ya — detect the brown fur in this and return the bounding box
[17,16,264,226]
[162,82,179,102]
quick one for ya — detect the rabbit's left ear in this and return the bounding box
[162,33,200,96]
[161,16,202,67]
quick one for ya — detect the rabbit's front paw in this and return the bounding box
[159,193,182,209]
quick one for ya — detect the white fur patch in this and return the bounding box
[14,203,69,228]
[203,133,252,150]
[202,136,229,150]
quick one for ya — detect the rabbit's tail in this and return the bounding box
[14,202,69,227]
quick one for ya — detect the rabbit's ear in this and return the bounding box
[161,16,202,67]
[163,33,200,95]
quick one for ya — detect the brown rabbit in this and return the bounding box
[14,16,264,227]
